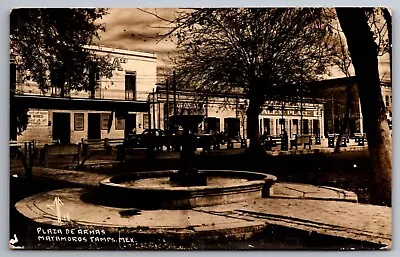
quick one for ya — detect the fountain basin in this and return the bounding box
[99,170,277,209]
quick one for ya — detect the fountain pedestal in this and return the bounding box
[169,115,207,186]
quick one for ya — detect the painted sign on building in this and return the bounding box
[167,102,205,116]
[27,110,48,126]
[105,54,128,71]
[261,108,317,117]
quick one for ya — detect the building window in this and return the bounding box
[303,119,309,134]
[74,113,84,131]
[204,117,220,133]
[101,113,111,130]
[263,118,270,135]
[125,71,136,100]
[143,113,149,129]
[312,120,320,136]
[115,117,125,130]
[385,95,390,107]
[224,118,240,138]
[50,67,68,97]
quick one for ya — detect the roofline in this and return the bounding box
[309,76,391,87]
[154,84,324,104]
[12,94,150,112]
[84,45,157,60]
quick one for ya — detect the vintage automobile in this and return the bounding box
[123,129,166,148]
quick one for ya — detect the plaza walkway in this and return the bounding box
[12,159,391,248]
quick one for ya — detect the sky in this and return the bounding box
[95,8,178,80]
[95,8,391,82]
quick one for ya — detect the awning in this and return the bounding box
[11,94,150,112]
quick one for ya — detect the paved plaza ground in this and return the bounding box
[9,138,392,250]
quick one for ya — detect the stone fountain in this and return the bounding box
[99,114,277,209]
[14,114,370,249]
[169,114,207,186]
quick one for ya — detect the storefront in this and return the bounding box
[151,85,324,139]
[259,101,324,138]
[11,95,149,145]
[151,86,246,137]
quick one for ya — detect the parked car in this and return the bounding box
[124,129,166,148]
[142,129,165,137]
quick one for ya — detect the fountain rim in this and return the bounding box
[99,170,277,192]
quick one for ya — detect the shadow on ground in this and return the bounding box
[10,150,386,250]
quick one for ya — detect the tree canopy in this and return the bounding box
[10,8,114,135]
[10,8,113,93]
[163,8,337,151]
[170,8,336,103]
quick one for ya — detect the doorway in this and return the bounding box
[204,117,220,133]
[88,113,101,140]
[224,118,240,138]
[52,112,71,144]
[303,119,309,135]
[313,119,320,136]
[125,114,137,138]
[263,118,271,135]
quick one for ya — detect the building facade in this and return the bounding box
[308,76,392,136]
[11,46,157,145]
[149,85,325,139]
[10,45,391,145]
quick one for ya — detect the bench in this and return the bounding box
[264,135,282,151]
[41,143,80,167]
[240,138,248,149]
[10,140,39,159]
[226,136,242,149]
[354,133,366,146]
[290,135,312,150]
[197,133,226,150]
[327,134,338,148]
[340,134,349,147]
[81,138,124,156]
[314,134,321,145]
[196,135,213,154]
[10,141,22,159]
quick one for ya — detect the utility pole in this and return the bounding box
[332,94,335,134]
[166,79,169,130]
[300,97,303,135]
[173,70,177,116]
[147,98,151,129]
[281,100,285,132]
[152,88,156,129]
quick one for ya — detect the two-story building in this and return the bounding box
[10,46,157,145]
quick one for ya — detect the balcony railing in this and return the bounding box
[125,90,136,100]
[12,82,150,101]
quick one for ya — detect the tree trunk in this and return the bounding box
[245,89,265,166]
[336,8,392,205]
[246,103,262,150]
[334,84,352,153]
[382,8,392,80]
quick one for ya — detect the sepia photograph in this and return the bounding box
[9,7,392,250]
